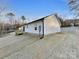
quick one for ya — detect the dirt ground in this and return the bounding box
[0,32,39,58]
[0,32,79,59]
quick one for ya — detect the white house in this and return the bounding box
[25,14,62,39]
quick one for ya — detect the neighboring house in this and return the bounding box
[62,19,79,27]
[61,19,79,33]
[62,20,74,27]
[24,14,62,39]
[74,19,79,26]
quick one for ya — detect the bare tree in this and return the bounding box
[68,0,79,18]
[0,0,8,16]
[6,12,15,25]
[0,0,16,34]
[0,2,7,34]
[0,6,6,15]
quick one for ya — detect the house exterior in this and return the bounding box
[62,20,74,27]
[25,14,62,39]
[61,19,79,33]
[61,19,79,27]
[74,19,79,26]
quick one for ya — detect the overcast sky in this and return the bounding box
[0,0,73,21]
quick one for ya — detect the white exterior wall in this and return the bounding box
[44,15,61,35]
[25,21,43,35]
[25,15,61,35]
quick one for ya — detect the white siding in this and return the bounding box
[25,21,43,35]
[25,15,61,35]
[44,15,61,35]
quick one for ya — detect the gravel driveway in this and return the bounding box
[0,32,79,59]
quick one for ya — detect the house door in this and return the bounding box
[39,26,42,38]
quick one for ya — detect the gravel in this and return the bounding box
[0,32,79,59]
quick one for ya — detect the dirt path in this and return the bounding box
[48,33,79,59]
[0,32,79,59]
[2,32,68,59]
[0,33,39,59]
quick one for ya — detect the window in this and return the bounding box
[35,27,37,30]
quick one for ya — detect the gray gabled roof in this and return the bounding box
[26,14,63,25]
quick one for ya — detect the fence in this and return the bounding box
[61,26,79,33]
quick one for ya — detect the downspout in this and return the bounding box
[43,19,44,38]
[40,19,44,39]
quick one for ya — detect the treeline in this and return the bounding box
[0,20,24,34]
[0,3,27,34]
[0,12,26,34]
